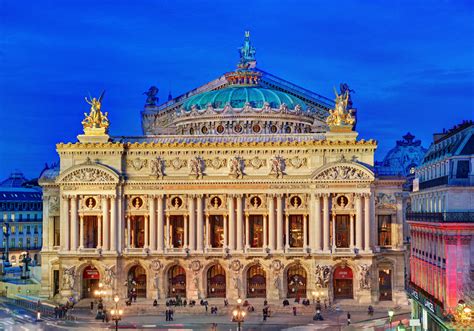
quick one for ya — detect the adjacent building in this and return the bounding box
[407,120,474,330]
[0,171,43,266]
[39,33,408,306]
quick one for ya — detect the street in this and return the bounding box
[0,298,410,331]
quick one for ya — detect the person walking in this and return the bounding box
[293,306,297,316]
[347,312,351,325]
[165,309,169,321]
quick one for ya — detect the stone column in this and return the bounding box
[276,195,284,251]
[285,214,290,249]
[166,215,170,248]
[70,196,78,250]
[364,194,371,251]
[197,195,204,252]
[228,196,235,251]
[205,214,210,248]
[110,196,117,252]
[236,195,243,251]
[245,214,250,249]
[117,192,124,252]
[370,192,376,249]
[184,215,188,248]
[349,214,355,248]
[303,214,307,249]
[42,196,50,250]
[79,215,84,249]
[97,215,102,248]
[268,195,275,251]
[323,194,329,251]
[144,215,149,248]
[314,194,322,252]
[223,214,228,249]
[102,197,110,250]
[263,214,267,249]
[188,196,196,251]
[395,193,403,247]
[356,194,363,250]
[149,196,156,251]
[60,195,70,251]
[126,215,131,248]
[157,195,164,252]
[331,213,336,249]
[308,193,315,251]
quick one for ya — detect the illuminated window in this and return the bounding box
[26,238,31,249]
[10,225,15,234]
[378,215,392,246]
[18,239,23,248]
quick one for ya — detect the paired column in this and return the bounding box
[285,214,290,248]
[236,195,243,251]
[166,215,171,248]
[79,215,84,249]
[157,195,164,252]
[349,214,355,248]
[245,214,250,248]
[196,195,204,251]
[302,214,307,249]
[60,195,70,251]
[276,195,283,251]
[102,197,110,250]
[268,195,275,251]
[144,216,149,248]
[126,215,131,248]
[322,194,330,251]
[110,196,117,252]
[184,215,188,248]
[223,215,228,248]
[355,194,363,250]
[364,194,371,251]
[205,215,210,248]
[188,196,196,251]
[228,196,235,250]
[314,194,322,251]
[263,214,267,249]
[97,215,102,248]
[149,196,157,251]
[70,196,78,250]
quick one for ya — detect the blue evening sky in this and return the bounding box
[0,0,473,179]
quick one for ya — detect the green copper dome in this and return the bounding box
[182,86,307,112]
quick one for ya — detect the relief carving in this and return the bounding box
[315,166,371,181]
[62,168,116,183]
[127,158,148,171]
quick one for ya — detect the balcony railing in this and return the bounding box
[406,212,474,223]
[419,176,448,189]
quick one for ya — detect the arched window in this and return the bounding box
[287,265,307,298]
[247,265,266,298]
[207,264,226,298]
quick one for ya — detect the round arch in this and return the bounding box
[206,264,226,298]
[246,263,267,298]
[128,265,147,298]
[332,264,354,300]
[167,264,187,298]
[286,263,307,299]
[77,262,103,299]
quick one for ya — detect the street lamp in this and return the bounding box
[232,298,246,331]
[94,282,106,319]
[388,309,394,330]
[111,295,123,331]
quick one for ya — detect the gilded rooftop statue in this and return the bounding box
[326,85,356,131]
[82,91,109,131]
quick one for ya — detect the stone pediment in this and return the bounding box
[312,162,374,181]
[57,162,120,185]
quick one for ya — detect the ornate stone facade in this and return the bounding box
[38,33,407,306]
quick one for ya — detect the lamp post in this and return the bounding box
[232,298,246,331]
[388,309,394,330]
[111,295,123,331]
[94,282,106,319]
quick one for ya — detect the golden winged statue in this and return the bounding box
[82,91,110,130]
[326,87,356,130]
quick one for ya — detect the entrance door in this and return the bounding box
[207,264,226,298]
[335,215,350,248]
[82,266,100,298]
[379,269,392,301]
[128,265,147,298]
[287,265,307,298]
[247,265,266,298]
[168,265,186,298]
[333,266,353,299]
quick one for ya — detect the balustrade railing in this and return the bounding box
[406,212,474,223]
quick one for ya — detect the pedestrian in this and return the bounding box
[347,312,351,325]
[165,309,169,321]
[263,307,267,321]
[54,306,59,319]
[293,306,297,316]
[205,303,208,312]
[102,309,106,322]
[90,301,94,311]
[170,308,174,321]
[211,323,217,331]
